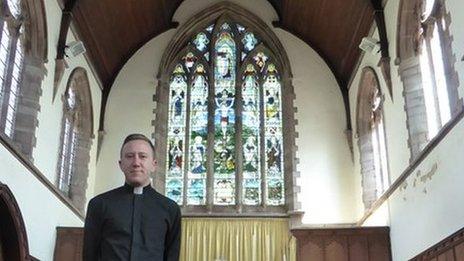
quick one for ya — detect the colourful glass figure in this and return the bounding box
[182,52,197,72]
[263,63,284,205]
[193,32,209,52]
[187,64,208,205]
[253,52,268,71]
[206,24,214,33]
[242,32,258,52]
[166,65,187,203]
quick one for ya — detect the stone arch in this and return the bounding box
[396,0,462,160]
[56,67,94,213]
[0,183,30,261]
[0,0,48,161]
[154,2,300,216]
[356,67,388,209]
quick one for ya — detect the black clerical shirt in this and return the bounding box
[83,184,181,261]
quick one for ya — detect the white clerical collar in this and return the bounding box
[133,186,144,195]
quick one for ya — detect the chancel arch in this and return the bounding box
[154,2,299,216]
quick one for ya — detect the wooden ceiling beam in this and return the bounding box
[52,0,79,101]
[369,0,393,99]
[56,0,78,60]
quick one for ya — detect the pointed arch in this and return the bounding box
[56,67,94,212]
[356,67,389,209]
[396,0,462,160]
[154,2,299,216]
[0,183,30,261]
[0,0,48,160]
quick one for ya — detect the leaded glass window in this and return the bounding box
[419,0,452,139]
[164,21,285,208]
[0,0,26,139]
[57,87,79,196]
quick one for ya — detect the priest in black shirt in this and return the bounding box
[83,134,181,261]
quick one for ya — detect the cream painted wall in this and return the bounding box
[96,0,356,224]
[94,29,176,194]
[0,147,83,260]
[275,28,356,224]
[350,0,464,259]
[389,119,464,260]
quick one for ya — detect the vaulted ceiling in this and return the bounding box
[58,0,376,130]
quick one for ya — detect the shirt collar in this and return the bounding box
[123,182,152,194]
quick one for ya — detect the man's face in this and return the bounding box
[119,140,156,187]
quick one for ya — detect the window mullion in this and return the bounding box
[258,73,266,208]
[182,70,193,206]
[206,40,216,211]
[235,48,243,212]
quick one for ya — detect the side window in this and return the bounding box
[397,0,461,159]
[56,68,93,212]
[0,0,47,159]
[356,68,389,209]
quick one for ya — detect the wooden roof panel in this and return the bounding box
[69,0,373,90]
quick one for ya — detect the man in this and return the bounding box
[83,134,181,261]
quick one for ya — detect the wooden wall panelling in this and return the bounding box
[411,226,464,261]
[53,227,83,261]
[291,227,391,261]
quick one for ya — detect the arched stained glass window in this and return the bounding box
[163,20,286,209]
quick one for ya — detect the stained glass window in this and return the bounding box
[164,20,285,208]
[166,65,187,204]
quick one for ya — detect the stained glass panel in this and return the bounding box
[166,65,188,204]
[182,52,197,72]
[187,64,208,205]
[206,24,214,33]
[193,32,209,52]
[237,24,246,34]
[166,179,183,204]
[213,26,236,205]
[242,32,258,52]
[253,52,268,72]
[263,64,284,205]
[242,64,261,205]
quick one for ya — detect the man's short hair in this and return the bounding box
[120,133,155,157]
